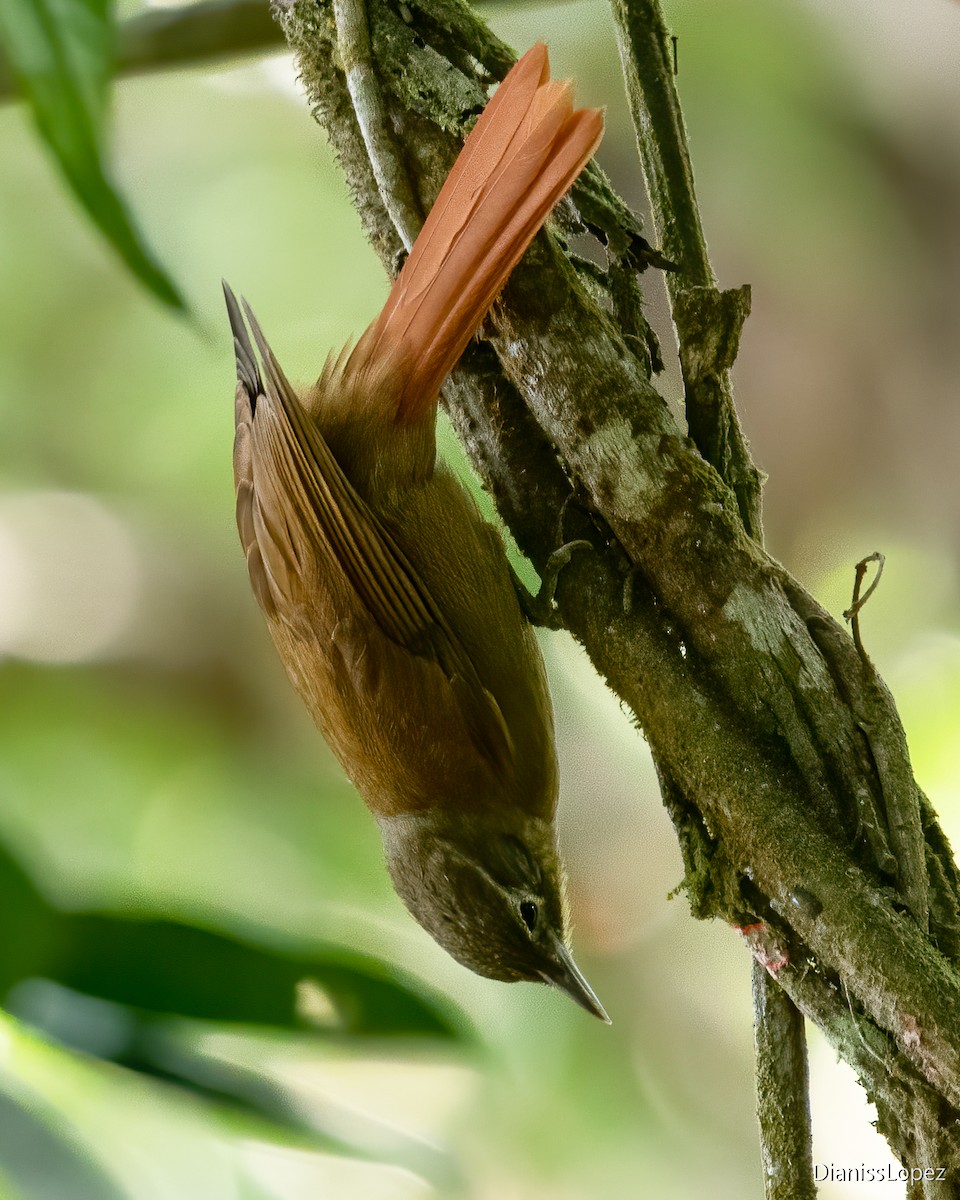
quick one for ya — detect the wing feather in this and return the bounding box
[223,283,513,773]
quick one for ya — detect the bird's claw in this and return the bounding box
[514,540,592,629]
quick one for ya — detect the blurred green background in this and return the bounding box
[1,0,959,1196]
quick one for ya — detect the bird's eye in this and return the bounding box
[519,901,538,931]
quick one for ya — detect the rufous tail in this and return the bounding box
[350,43,603,424]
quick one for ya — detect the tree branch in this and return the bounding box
[0,0,581,104]
[332,0,423,250]
[0,0,282,103]
[275,0,960,1187]
[609,0,763,540]
[752,963,816,1200]
[609,1,808,1186]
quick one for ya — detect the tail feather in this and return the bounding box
[350,44,602,424]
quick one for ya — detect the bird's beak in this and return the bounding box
[542,938,611,1023]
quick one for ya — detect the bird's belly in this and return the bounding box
[267,471,558,821]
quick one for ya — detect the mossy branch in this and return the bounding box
[275,0,960,1189]
[609,0,763,540]
[610,0,804,1185]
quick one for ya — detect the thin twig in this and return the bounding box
[844,551,885,663]
[0,0,282,102]
[332,0,423,252]
[840,550,928,929]
[0,0,577,104]
[608,0,764,540]
[609,0,710,285]
[753,963,816,1200]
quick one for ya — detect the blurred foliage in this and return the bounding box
[0,656,472,1191]
[0,793,471,1192]
[0,0,959,1197]
[0,0,183,309]
[0,840,468,1040]
[0,1081,129,1200]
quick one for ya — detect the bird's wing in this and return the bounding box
[224,283,513,774]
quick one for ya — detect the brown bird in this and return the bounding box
[224,45,608,1020]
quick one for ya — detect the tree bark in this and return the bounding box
[274,0,960,1187]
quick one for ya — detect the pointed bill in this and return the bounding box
[543,937,611,1023]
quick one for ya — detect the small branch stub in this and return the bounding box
[844,551,885,663]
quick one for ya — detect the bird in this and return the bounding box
[224,44,608,1021]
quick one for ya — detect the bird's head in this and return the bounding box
[378,809,609,1022]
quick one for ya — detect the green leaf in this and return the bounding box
[0,839,472,1043]
[47,913,472,1040]
[0,0,185,310]
[0,827,473,1185]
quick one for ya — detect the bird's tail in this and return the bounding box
[349,43,603,424]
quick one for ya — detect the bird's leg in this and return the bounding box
[513,540,592,629]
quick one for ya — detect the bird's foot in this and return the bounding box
[513,540,592,629]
